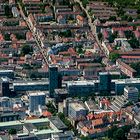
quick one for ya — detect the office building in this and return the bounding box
[67,81,95,96]
[0,77,10,97]
[0,70,14,79]
[99,72,111,93]
[114,79,140,95]
[29,92,46,114]
[110,86,139,111]
[0,97,12,108]
[49,65,59,97]
[54,89,68,103]
[124,86,139,102]
[13,81,49,92]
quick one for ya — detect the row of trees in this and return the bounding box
[107,125,132,140]
[4,33,26,41]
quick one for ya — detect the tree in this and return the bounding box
[4,5,12,18]
[113,128,126,140]
[109,16,117,21]
[124,30,134,39]
[108,32,118,43]
[22,64,32,69]
[30,73,37,79]
[46,101,57,115]
[130,62,140,77]
[15,33,26,40]
[128,38,139,49]
[21,45,33,56]
[127,16,133,22]
[121,15,128,21]
[59,30,72,37]
[58,112,73,130]
[58,112,65,121]
[137,8,140,14]
[8,129,17,135]
[82,0,88,7]
[98,33,103,41]
[108,125,118,138]
[102,114,109,124]
[4,33,11,41]
[81,136,92,140]
[109,53,120,62]
[76,45,85,54]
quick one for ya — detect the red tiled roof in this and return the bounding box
[92,119,103,126]
[42,111,52,117]
[87,111,121,120]
[117,59,136,72]
[76,15,84,21]
[134,30,140,38]
[0,34,4,41]
[121,55,140,59]
[112,26,133,32]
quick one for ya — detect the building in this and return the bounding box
[54,89,68,103]
[12,7,19,17]
[0,77,10,97]
[99,72,111,93]
[0,117,67,140]
[124,86,139,102]
[127,128,140,140]
[51,131,74,140]
[10,133,38,140]
[49,116,67,131]
[0,70,14,79]
[0,112,20,122]
[13,81,49,92]
[29,92,46,114]
[85,100,99,112]
[49,65,60,97]
[116,59,136,78]
[67,81,95,96]
[0,97,12,108]
[114,78,140,94]
[68,102,88,119]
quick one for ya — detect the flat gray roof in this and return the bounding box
[13,81,49,86]
[49,117,67,130]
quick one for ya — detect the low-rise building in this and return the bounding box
[124,86,139,102]
[116,59,136,78]
[68,102,88,119]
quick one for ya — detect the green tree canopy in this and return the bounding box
[21,45,33,56]
[8,129,17,135]
[113,128,126,140]
[109,52,120,62]
[98,33,103,41]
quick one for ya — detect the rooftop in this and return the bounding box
[54,89,68,95]
[124,86,139,92]
[49,116,67,130]
[13,81,49,86]
[28,91,46,96]
[0,118,62,134]
[70,102,86,111]
[67,80,95,86]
